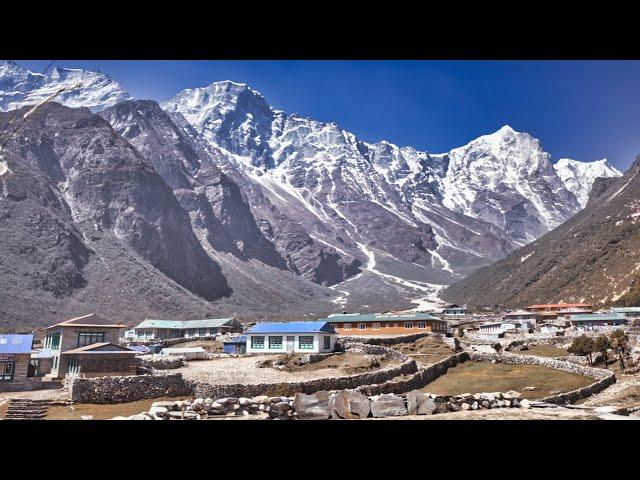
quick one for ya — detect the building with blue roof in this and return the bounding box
[0,334,41,391]
[245,322,337,354]
[569,312,628,331]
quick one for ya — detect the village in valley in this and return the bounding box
[1,301,639,421]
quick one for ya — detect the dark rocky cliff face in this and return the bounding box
[100,100,287,269]
[0,103,231,328]
[442,156,640,309]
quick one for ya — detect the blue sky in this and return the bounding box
[19,60,640,171]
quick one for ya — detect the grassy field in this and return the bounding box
[420,361,594,399]
[511,344,568,357]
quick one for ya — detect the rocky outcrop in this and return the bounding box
[0,103,232,328]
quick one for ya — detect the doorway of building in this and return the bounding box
[286,336,295,353]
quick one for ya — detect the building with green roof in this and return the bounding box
[321,312,447,335]
[131,318,242,341]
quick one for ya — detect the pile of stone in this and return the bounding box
[138,354,186,370]
[290,389,531,419]
[111,396,297,420]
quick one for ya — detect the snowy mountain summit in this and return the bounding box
[554,158,621,207]
[0,61,131,112]
[0,63,624,312]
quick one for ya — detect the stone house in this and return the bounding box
[502,309,537,328]
[62,343,139,377]
[0,334,42,392]
[132,318,243,341]
[442,304,467,316]
[245,321,337,354]
[569,313,628,332]
[321,312,447,335]
[42,313,129,379]
[526,303,593,321]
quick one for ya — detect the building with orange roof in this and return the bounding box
[525,303,593,321]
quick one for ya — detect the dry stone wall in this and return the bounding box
[69,373,190,404]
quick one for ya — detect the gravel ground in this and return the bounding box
[177,354,396,385]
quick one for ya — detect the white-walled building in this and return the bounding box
[245,321,337,354]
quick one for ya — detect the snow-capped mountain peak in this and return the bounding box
[554,158,622,207]
[0,61,131,112]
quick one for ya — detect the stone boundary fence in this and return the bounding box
[69,373,191,404]
[338,332,434,347]
[355,352,470,396]
[68,341,418,404]
[469,352,616,405]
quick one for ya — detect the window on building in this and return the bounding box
[199,328,206,337]
[323,336,331,349]
[299,336,314,350]
[343,323,351,330]
[269,336,283,349]
[386,323,391,328]
[68,357,80,374]
[417,322,426,329]
[358,323,366,330]
[53,356,58,369]
[50,332,60,349]
[372,323,381,330]
[404,322,413,329]
[251,336,265,349]
[77,332,106,348]
[0,361,14,381]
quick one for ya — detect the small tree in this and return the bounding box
[494,343,503,354]
[594,334,612,368]
[457,327,465,337]
[610,329,629,370]
[568,335,596,366]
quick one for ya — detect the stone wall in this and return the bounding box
[189,355,417,399]
[138,354,186,370]
[355,352,470,396]
[338,332,433,347]
[67,341,417,404]
[468,352,615,405]
[69,373,191,404]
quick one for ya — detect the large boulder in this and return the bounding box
[330,390,371,419]
[293,391,331,420]
[370,394,407,418]
[407,390,437,415]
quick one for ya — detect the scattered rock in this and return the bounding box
[371,394,407,418]
[293,392,331,420]
[330,390,371,419]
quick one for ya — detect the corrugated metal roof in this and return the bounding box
[527,303,592,309]
[321,312,442,323]
[223,336,247,344]
[0,334,33,354]
[161,347,207,354]
[569,313,627,322]
[134,318,235,330]
[611,307,640,313]
[46,313,127,329]
[247,321,334,334]
[62,342,136,355]
[31,348,55,359]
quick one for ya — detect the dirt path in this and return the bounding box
[580,374,640,408]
